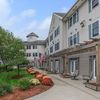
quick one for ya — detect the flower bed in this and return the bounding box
[0,85,51,100]
[0,68,54,99]
[27,67,54,86]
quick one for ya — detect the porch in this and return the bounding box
[44,39,100,89]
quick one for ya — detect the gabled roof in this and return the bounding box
[26,32,39,38]
[63,0,86,21]
[55,13,66,18]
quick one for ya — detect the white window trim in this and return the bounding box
[89,19,100,38]
[92,0,99,10]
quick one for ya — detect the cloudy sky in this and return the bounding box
[0,0,76,40]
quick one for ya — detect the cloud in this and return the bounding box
[0,0,67,40]
[14,16,51,40]
[39,16,51,30]
[0,0,12,24]
[4,9,36,28]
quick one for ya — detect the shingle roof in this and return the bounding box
[55,13,66,17]
[26,32,39,38]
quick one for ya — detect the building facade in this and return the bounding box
[47,13,66,73]
[45,0,100,84]
[62,0,100,80]
[24,32,46,67]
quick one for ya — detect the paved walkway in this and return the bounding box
[27,74,100,100]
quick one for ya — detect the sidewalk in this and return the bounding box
[32,68,100,99]
[27,69,100,100]
[51,74,100,99]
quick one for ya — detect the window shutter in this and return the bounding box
[76,58,79,71]
[68,37,70,47]
[77,10,79,22]
[88,0,92,12]
[77,32,79,44]
[88,24,92,39]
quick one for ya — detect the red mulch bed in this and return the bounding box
[0,85,52,100]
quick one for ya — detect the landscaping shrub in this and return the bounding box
[19,78,31,90]
[0,83,13,96]
[26,68,37,75]
[36,74,43,82]
[42,76,54,86]
[30,79,41,85]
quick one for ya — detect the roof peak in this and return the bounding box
[26,32,39,38]
[54,12,66,17]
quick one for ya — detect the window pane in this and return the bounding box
[92,21,99,37]
[92,0,99,8]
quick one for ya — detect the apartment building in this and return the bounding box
[46,0,100,84]
[62,0,100,80]
[47,13,66,73]
[24,32,46,67]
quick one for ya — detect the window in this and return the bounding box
[92,21,99,37]
[73,34,77,44]
[33,53,35,57]
[35,53,38,57]
[27,45,31,49]
[69,17,72,27]
[50,46,53,53]
[76,32,79,44]
[68,33,79,46]
[33,53,38,57]
[70,36,73,46]
[92,0,99,8]
[88,0,99,12]
[50,34,53,42]
[73,13,77,24]
[27,53,31,57]
[33,45,37,49]
[55,42,60,51]
[68,10,79,28]
[39,53,41,57]
[55,26,60,37]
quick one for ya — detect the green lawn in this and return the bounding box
[0,69,34,87]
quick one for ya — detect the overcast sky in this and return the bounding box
[0,0,76,40]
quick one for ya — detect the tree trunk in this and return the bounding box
[17,65,20,76]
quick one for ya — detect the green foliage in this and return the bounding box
[0,26,27,67]
[0,69,33,87]
[0,83,13,96]
[19,78,31,90]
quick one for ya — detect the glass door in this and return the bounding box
[70,60,76,73]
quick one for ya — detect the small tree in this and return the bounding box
[0,27,28,75]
